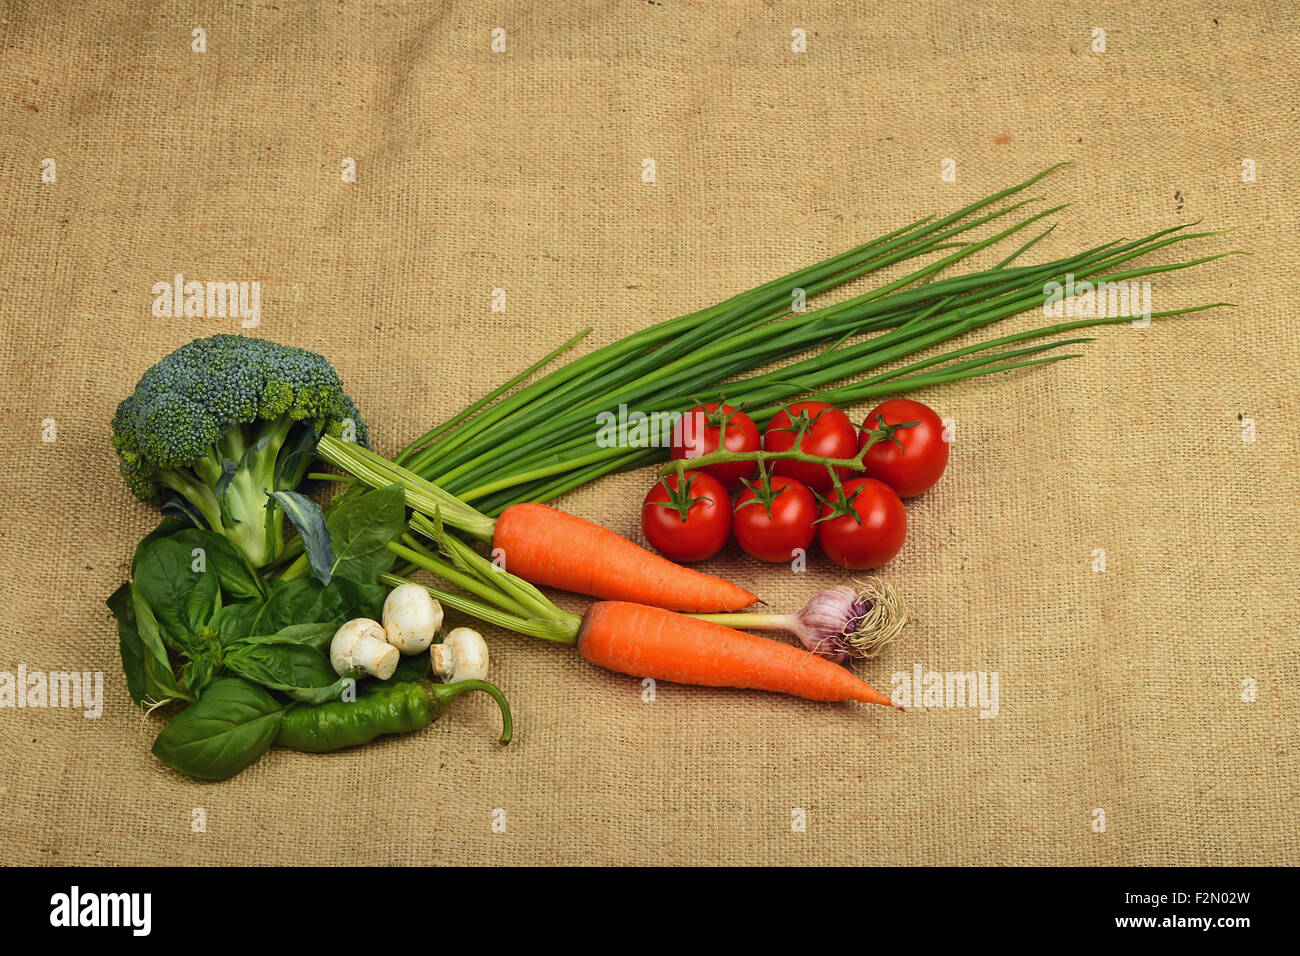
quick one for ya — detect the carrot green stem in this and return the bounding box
[379,572,580,643]
[317,434,496,541]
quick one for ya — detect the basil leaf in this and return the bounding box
[252,576,385,635]
[327,577,386,622]
[108,583,147,705]
[130,584,190,704]
[181,652,218,699]
[132,537,206,645]
[280,675,354,705]
[212,602,261,647]
[152,677,283,780]
[223,642,347,704]
[237,622,335,651]
[251,578,329,633]
[324,482,404,584]
[184,571,221,636]
[135,519,191,561]
[269,489,332,586]
[164,528,266,603]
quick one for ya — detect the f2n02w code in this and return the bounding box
[1196,892,1251,904]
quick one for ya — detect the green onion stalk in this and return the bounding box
[326,166,1235,522]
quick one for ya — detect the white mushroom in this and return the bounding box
[430,627,490,683]
[382,583,443,654]
[330,618,399,680]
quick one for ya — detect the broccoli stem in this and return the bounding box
[156,467,225,532]
[160,414,300,568]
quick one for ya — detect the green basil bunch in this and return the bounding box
[107,483,414,778]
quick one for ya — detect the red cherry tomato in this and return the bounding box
[641,470,732,563]
[732,476,817,563]
[859,399,949,498]
[670,403,761,489]
[763,400,857,492]
[816,477,906,570]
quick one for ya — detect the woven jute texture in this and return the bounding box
[1,1,1296,865]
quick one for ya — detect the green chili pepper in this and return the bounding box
[275,679,512,753]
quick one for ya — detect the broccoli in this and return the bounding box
[111,334,370,569]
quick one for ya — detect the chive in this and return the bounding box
[325,166,1233,520]
[438,232,1228,498]
[408,167,1069,481]
[395,327,591,465]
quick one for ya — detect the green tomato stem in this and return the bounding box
[659,445,872,479]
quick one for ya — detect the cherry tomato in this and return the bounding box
[816,477,906,570]
[732,476,817,563]
[641,470,732,563]
[670,403,760,489]
[859,398,949,498]
[763,400,857,492]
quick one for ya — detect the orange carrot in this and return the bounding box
[577,601,899,707]
[494,503,757,612]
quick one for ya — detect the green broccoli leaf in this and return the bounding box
[275,423,320,492]
[269,489,332,586]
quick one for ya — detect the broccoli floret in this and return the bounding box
[112,334,370,568]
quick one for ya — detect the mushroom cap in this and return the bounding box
[329,618,386,675]
[432,626,490,682]
[382,584,443,654]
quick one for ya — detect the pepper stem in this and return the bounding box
[431,679,514,745]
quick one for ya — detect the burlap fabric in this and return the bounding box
[1,1,1295,866]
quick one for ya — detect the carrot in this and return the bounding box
[577,601,899,707]
[494,503,757,612]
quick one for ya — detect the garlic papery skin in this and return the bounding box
[382,583,444,654]
[793,579,907,661]
[431,627,490,683]
[330,618,400,680]
[686,577,908,663]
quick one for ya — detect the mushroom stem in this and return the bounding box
[330,618,401,680]
[352,635,400,678]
